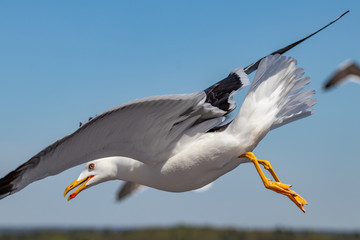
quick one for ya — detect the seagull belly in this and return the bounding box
[155,133,244,192]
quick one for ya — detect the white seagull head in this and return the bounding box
[64,158,118,201]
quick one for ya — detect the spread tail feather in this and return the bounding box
[229,54,315,148]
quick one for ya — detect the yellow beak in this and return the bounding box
[64,175,94,201]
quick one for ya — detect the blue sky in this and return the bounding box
[0,0,360,231]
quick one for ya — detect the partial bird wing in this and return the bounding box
[116,182,144,202]
[116,181,213,202]
[244,10,349,75]
[323,61,360,90]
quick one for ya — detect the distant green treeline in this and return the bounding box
[0,226,359,240]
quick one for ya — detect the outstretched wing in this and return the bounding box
[244,10,349,75]
[0,68,250,199]
[0,93,217,199]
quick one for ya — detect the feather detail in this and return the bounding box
[229,54,316,148]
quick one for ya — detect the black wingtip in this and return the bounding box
[244,11,350,75]
[322,83,332,91]
[204,72,242,112]
[341,10,350,17]
[0,169,21,199]
[0,156,40,200]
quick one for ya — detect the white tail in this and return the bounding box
[228,54,316,149]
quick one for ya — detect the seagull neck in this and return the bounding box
[112,157,153,184]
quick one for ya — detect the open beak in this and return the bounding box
[64,175,94,201]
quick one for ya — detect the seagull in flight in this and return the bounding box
[62,54,313,212]
[323,60,360,91]
[0,11,348,213]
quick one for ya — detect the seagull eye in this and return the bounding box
[88,163,95,170]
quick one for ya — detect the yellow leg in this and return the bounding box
[239,152,308,213]
[257,159,281,182]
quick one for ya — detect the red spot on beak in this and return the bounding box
[69,193,77,200]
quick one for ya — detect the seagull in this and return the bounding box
[62,54,313,213]
[0,11,348,213]
[323,60,360,91]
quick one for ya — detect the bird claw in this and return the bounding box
[265,180,307,213]
[270,181,291,190]
[240,152,308,213]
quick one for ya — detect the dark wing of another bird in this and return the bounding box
[323,62,360,90]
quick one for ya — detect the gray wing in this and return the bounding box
[116,182,144,202]
[0,92,231,199]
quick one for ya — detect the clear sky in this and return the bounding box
[0,0,360,231]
